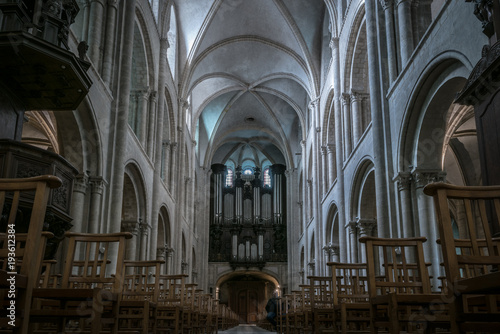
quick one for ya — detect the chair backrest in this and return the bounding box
[0,176,61,279]
[327,262,369,303]
[424,182,500,285]
[61,232,132,292]
[157,274,188,305]
[359,237,432,298]
[306,275,334,309]
[122,260,163,301]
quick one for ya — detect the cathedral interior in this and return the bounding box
[1,0,500,329]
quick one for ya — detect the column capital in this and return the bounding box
[121,220,139,234]
[347,221,358,233]
[350,90,362,102]
[162,140,171,148]
[308,98,319,111]
[323,243,339,257]
[327,143,335,153]
[329,37,339,50]
[378,0,394,10]
[341,93,351,105]
[321,145,328,155]
[89,176,106,195]
[357,218,377,236]
[412,169,446,189]
[156,246,166,258]
[179,98,190,111]
[74,173,89,194]
[170,142,178,151]
[107,0,118,8]
[150,90,158,102]
[394,172,412,191]
[396,0,411,6]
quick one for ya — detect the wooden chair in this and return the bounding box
[0,175,61,333]
[424,182,500,333]
[155,274,188,333]
[327,262,370,334]
[307,275,335,333]
[359,236,449,334]
[117,260,163,333]
[30,231,132,333]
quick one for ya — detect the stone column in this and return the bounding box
[411,0,421,46]
[351,91,362,145]
[147,91,158,158]
[341,93,352,158]
[330,37,347,262]
[162,141,171,183]
[308,259,316,276]
[397,0,414,65]
[366,0,391,238]
[102,0,118,84]
[357,219,377,263]
[81,0,91,42]
[71,173,89,233]
[156,246,166,273]
[165,246,174,274]
[413,170,445,290]
[87,0,105,66]
[348,221,358,263]
[380,0,398,82]
[396,172,414,238]
[321,146,328,194]
[169,142,178,194]
[108,0,137,235]
[139,90,150,147]
[121,220,139,261]
[89,177,105,234]
[139,220,150,261]
[149,37,169,258]
[327,144,335,185]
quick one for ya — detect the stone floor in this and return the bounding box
[218,324,275,333]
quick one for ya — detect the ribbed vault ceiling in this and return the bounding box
[174,0,326,170]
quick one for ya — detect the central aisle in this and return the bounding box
[219,324,275,333]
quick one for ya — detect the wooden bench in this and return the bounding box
[0,175,61,334]
[424,182,500,333]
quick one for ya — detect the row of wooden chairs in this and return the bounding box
[0,176,239,334]
[271,182,500,334]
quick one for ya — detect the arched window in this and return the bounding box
[263,168,271,187]
[243,168,253,175]
[226,168,233,187]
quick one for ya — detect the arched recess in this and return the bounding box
[324,203,340,262]
[300,246,305,283]
[129,20,151,143]
[344,5,371,150]
[215,271,280,324]
[157,205,171,273]
[349,159,376,263]
[398,56,477,285]
[309,232,315,275]
[122,163,148,261]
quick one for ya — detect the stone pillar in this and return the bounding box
[327,144,335,185]
[108,0,137,235]
[81,0,91,42]
[321,146,328,194]
[169,143,178,194]
[89,177,105,234]
[139,220,150,261]
[147,91,158,158]
[397,0,414,65]
[348,221,358,263]
[308,259,316,276]
[71,173,89,233]
[341,93,352,158]
[102,0,118,85]
[351,91,362,145]
[366,0,391,238]
[87,0,105,66]
[413,170,445,290]
[139,90,150,147]
[380,0,398,82]
[357,219,377,263]
[396,172,414,238]
[122,220,139,261]
[330,37,347,262]
[156,246,166,273]
[411,0,421,46]
[162,141,170,183]
[165,246,174,274]
[149,37,169,258]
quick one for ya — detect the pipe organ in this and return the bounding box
[209,164,287,269]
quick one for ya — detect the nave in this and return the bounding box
[219,325,274,333]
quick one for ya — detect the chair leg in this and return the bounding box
[388,294,399,334]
